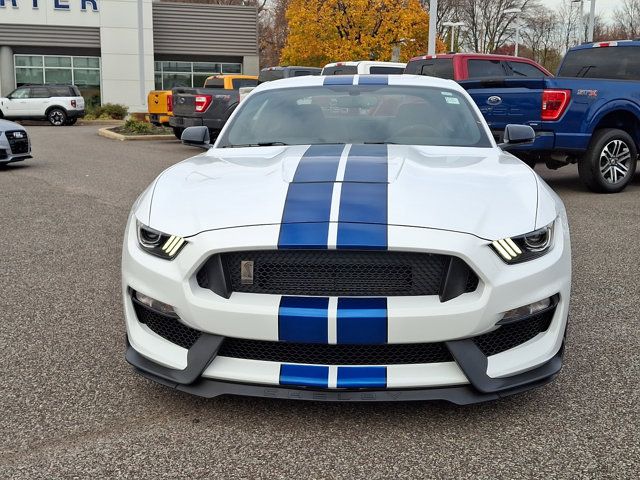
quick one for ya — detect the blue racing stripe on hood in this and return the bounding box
[337,144,389,249]
[279,144,344,249]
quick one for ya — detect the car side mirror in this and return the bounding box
[499,124,535,150]
[181,126,211,149]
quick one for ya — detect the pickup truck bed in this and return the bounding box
[460,41,640,193]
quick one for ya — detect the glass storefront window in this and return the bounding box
[154,60,241,89]
[15,56,43,67]
[44,57,72,68]
[14,54,101,105]
[45,69,73,84]
[15,67,44,85]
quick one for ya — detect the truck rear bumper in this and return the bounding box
[491,129,591,153]
[170,116,224,132]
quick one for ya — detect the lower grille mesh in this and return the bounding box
[219,339,454,365]
[133,301,201,349]
[474,310,554,357]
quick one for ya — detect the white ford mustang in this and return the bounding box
[123,75,571,404]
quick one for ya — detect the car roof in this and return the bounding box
[567,39,640,51]
[408,53,539,62]
[250,74,462,93]
[323,61,407,68]
[261,66,322,71]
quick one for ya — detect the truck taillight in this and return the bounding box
[71,100,76,108]
[195,95,212,113]
[541,89,571,121]
[167,93,173,113]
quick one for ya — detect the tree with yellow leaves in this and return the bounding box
[280,0,445,67]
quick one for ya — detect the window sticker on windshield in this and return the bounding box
[441,91,453,96]
[445,96,460,105]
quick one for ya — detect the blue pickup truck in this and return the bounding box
[459,40,640,193]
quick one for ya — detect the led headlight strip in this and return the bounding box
[492,237,523,262]
[162,235,186,258]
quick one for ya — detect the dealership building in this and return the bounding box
[0,0,259,111]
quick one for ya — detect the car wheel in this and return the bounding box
[172,127,184,140]
[47,108,67,126]
[578,128,638,193]
[65,117,78,126]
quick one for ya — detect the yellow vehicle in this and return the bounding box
[147,90,173,127]
[147,75,258,128]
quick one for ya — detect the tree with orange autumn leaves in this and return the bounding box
[280,0,446,66]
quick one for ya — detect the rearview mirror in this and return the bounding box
[181,126,211,149]
[499,124,535,150]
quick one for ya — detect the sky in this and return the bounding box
[541,0,620,20]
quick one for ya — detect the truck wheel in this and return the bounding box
[172,127,184,140]
[47,108,67,126]
[578,128,638,193]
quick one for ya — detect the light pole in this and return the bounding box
[443,21,465,52]
[504,8,522,57]
[428,0,438,56]
[572,0,584,43]
[588,0,596,42]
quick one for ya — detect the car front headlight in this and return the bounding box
[491,220,554,264]
[136,221,187,259]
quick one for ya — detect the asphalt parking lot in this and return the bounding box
[1,125,639,478]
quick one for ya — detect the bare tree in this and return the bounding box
[613,0,640,38]
[520,6,561,70]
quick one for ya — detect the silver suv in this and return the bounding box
[0,119,31,165]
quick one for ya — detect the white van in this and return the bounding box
[321,61,406,75]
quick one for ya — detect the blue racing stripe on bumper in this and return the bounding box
[280,364,329,388]
[337,366,387,388]
[337,297,388,344]
[279,296,329,343]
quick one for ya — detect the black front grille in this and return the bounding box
[5,131,29,155]
[474,309,554,357]
[133,300,201,349]
[219,339,454,365]
[200,250,479,298]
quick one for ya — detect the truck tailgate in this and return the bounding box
[460,78,545,135]
[172,88,199,117]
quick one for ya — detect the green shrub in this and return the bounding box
[101,103,129,120]
[122,119,153,135]
[86,103,129,120]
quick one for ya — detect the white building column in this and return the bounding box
[242,55,259,76]
[98,0,155,112]
[0,46,15,97]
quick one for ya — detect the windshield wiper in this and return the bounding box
[364,141,397,145]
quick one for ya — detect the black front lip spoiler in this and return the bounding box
[126,334,565,405]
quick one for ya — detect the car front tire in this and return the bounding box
[47,108,67,127]
[578,128,638,193]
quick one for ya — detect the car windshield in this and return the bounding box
[219,84,491,148]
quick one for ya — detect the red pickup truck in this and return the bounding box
[404,53,552,80]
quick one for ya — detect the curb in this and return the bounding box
[98,127,175,142]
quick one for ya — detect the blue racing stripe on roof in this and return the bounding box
[337,366,387,388]
[278,145,344,249]
[279,296,329,343]
[323,75,354,85]
[357,75,388,85]
[337,297,387,344]
[280,364,329,388]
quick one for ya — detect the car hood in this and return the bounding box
[0,119,25,131]
[141,144,543,240]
